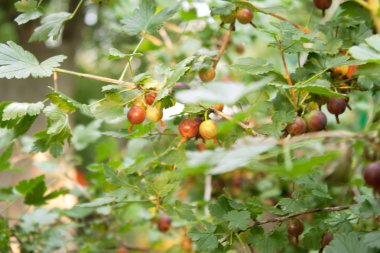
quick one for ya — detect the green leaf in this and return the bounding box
[43,105,70,135]
[175,80,266,105]
[0,143,14,171]
[172,201,196,221]
[223,210,251,231]
[295,81,347,98]
[2,102,44,121]
[247,227,287,253]
[15,11,42,25]
[349,35,380,62]
[363,231,380,249]
[108,48,143,60]
[156,56,195,101]
[15,175,52,206]
[230,58,274,75]
[20,208,58,232]
[209,196,233,222]
[324,233,368,253]
[15,175,45,195]
[91,93,124,120]
[188,222,218,251]
[121,0,178,36]
[14,0,38,12]
[351,195,380,219]
[0,41,66,79]
[186,137,276,175]
[78,188,128,208]
[72,120,102,151]
[146,172,178,197]
[30,12,72,42]
[47,91,93,116]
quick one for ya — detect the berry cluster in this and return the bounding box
[179,117,218,143]
[127,92,163,131]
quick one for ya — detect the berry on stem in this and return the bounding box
[363,162,380,189]
[146,105,163,122]
[287,218,304,237]
[306,111,327,132]
[179,118,200,142]
[157,214,172,233]
[127,105,146,131]
[199,120,217,140]
[313,0,332,16]
[199,68,216,82]
[286,116,307,135]
[321,231,334,248]
[327,97,347,124]
[236,8,253,24]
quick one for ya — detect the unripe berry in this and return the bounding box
[321,232,334,248]
[132,98,146,109]
[221,11,236,24]
[327,97,347,124]
[157,214,172,233]
[199,68,216,82]
[287,218,304,237]
[199,120,217,140]
[306,111,327,132]
[127,105,146,125]
[236,8,253,24]
[145,93,157,105]
[286,117,307,135]
[146,105,163,122]
[363,162,380,189]
[179,118,200,140]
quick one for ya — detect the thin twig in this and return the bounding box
[238,1,310,33]
[119,35,145,81]
[53,70,58,90]
[213,24,234,69]
[54,68,136,88]
[255,205,350,225]
[277,39,297,105]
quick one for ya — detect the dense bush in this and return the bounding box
[1,0,380,252]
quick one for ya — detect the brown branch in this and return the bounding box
[239,1,310,33]
[278,39,297,105]
[255,205,350,226]
[213,24,234,69]
[278,130,375,145]
[54,68,136,88]
[268,12,310,33]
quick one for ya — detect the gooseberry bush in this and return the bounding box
[1,0,380,252]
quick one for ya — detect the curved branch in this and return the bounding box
[54,68,136,88]
[213,24,235,69]
[255,205,350,226]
